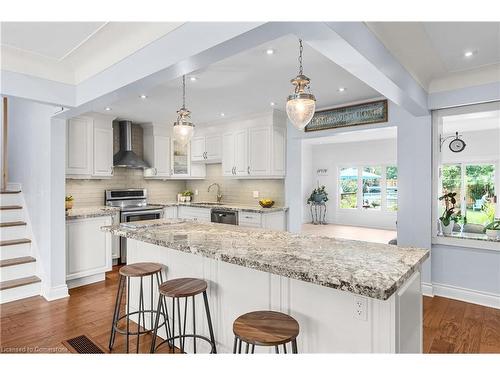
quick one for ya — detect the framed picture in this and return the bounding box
[305,99,388,132]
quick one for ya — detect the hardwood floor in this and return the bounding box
[1,267,499,353]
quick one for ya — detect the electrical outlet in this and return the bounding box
[195,189,198,196]
[253,191,259,198]
[354,297,368,321]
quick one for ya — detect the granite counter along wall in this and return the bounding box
[65,122,186,207]
[186,164,285,206]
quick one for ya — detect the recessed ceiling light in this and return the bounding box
[139,94,147,99]
[190,76,197,82]
[464,50,474,58]
[105,107,111,111]
[338,87,346,92]
[270,102,276,106]
[220,112,225,117]
[266,49,275,55]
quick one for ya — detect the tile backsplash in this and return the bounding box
[186,164,284,206]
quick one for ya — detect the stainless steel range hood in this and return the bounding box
[113,121,150,169]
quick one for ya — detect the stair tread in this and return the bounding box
[0,221,27,228]
[0,205,23,210]
[0,190,21,194]
[0,256,36,268]
[0,238,31,247]
[0,275,40,291]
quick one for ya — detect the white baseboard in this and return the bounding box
[431,282,500,309]
[67,273,105,289]
[42,284,69,301]
[421,282,434,297]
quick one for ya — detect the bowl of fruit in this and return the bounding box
[259,199,275,208]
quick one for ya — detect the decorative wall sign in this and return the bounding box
[316,168,328,176]
[305,99,388,132]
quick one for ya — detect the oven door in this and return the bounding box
[120,209,163,263]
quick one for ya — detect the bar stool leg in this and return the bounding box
[109,275,125,350]
[291,339,298,354]
[136,276,144,353]
[150,294,163,353]
[251,344,255,353]
[238,338,242,353]
[202,291,217,353]
[275,346,279,354]
[126,277,130,354]
[283,343,287,354]
[232,337,238,354]
[170,297,176,353]
[192,296,197,353]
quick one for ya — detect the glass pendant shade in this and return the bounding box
[173,107,194,146]
[286,94,316,130]
[173,75,195,145]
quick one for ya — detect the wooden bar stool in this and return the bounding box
[109,262,168,353]
[233,311,299,354]
[150,277,217,354]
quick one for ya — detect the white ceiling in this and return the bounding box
[0,22,183,83]
[1,22,106,60]
[95,34,380,126]
[366,22,500,91]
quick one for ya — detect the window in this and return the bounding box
[339,165,397,212]
[362,167,382,210]
[339,167,358,209]
[386,166,398,211]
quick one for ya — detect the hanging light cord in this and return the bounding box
[298,39,303,75]
[182,75,186,108]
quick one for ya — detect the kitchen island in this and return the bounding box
[103,219,429,353]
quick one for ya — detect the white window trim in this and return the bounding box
[432,101,500,251]
[337,164,397,213]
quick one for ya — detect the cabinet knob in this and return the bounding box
[154,167,157,175]
[247,166,250,174]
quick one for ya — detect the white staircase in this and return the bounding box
[0,188,41,303]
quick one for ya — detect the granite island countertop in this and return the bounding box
[66,206,120,220]
[150,201,288,214]
[102,219,429,300]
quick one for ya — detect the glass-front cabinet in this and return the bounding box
[171,139,190,177]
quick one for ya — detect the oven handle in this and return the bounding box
[121,209,164,220]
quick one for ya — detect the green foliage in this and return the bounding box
[485,220,500,231]
[182,190,193,197]
[65,195,74,202]
[482,202,496,223]
[386,166,398,180]
[438,192,457,226]
[340,194,357,209]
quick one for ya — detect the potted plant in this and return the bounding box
[307,185,329,204]
[182,190,194,202]
[65,195,74,211]
[438,192,457,235]
[484,220,500,239]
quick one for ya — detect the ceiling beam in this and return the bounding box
[290,22,429,116]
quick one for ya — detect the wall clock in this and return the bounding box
[440,131,466,153]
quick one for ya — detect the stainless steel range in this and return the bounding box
[105,188,164,263]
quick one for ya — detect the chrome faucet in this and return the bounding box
[207,183,223,203]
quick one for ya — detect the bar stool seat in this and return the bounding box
[158,277,207,298]
[119,262,163,277]
[233,311,299,353]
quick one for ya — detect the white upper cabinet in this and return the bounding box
[222,132,235,176]
[66,114,114,178]
[171,138,191,177]
[93,125,113,177]
[191,134,222,163]
[66,117,93,176]
[220,110,286,178]
[143,124,171,178]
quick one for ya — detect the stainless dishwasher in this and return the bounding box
[211,208,238,225]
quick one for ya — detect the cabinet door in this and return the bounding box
[93,126,113,177]
[272,128,286,176]
[66,217,112,280]
[191,137,206,162]
[154,135,171,177]
[234,129,249,176]
[205,135,222,161]
[248,127,271,176]
[66,117,92,175]
[171,139,190,176]
[222,132,235,176]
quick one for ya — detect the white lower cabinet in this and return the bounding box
[238,211,286,231]
[66,216,112,288]
[177,206,211,222]
[164,206,178,219]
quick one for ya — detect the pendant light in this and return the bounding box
[173,75,195,145]
[286,39,316,131]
